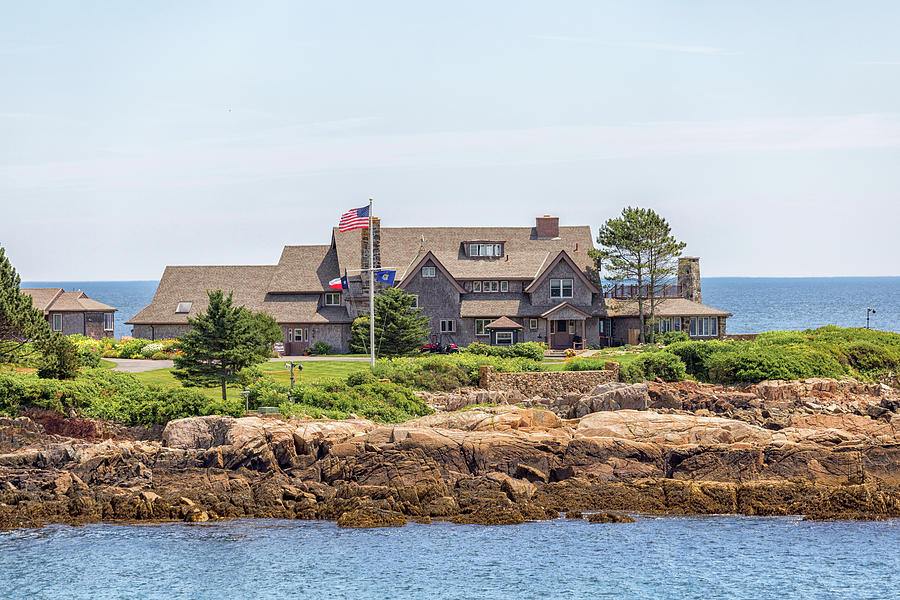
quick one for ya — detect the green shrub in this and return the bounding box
[837,341,898,374]
[117,338,149,358]
[755,330,808,345]
[562,358,610,371]
[77,346,102,368]
[704,345,844,384]
[37,334,80,379]
[620,352,687,383]
[658,330,690,345]
[150,352,169,360]
[373,354,543,390]
[141,342,165,358]
[277,379,432,422]
[461,341,545,361]
[667,340,738,380]
[311,341,332,356]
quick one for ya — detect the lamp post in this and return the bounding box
[286,361,302,402]
[866,307,876,329]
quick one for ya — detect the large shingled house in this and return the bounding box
[22,288,116,339]
[128,216,730,352]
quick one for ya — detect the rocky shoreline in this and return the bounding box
[2,378,899,530]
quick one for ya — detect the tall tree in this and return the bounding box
[645,215,687,343]
[0,246,51,364]
[349,287,430,357]
[590,207,684,344]
[173,290,281,400]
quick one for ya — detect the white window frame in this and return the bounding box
[529,318,538,330]
[292,328,304,342]
[324,292,341,306]
[175,301,192,314]
[422,266,436,278]
[410,295,418,308]
[495,331,513,345]
[568,320,576,334]
[472,281,482,292]
[103,313,114,331]
[475,319,492,336]
[655,317,679,333]
[690,317,717,337]
[500,280,508,292]
[483,281,499,293]
[440,319,456,333]
[469,243,502,257]
[51,314,62,332]
[550,278,573,299]
[599,319,605,335]
[710,317,718,336]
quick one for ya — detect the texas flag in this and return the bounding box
[328,275,348,290]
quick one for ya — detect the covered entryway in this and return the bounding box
[484,316,523,346]
[541,303,590,350]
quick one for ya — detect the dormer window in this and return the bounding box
[175,302,192,314]
[324,293,341,306]
[469,243,502,257]
[550,279,573,298]
[422,266,436,278]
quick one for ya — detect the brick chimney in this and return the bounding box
[536,215,559,239]
[678,257,701,303]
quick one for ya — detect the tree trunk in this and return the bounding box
[636,268,646,345]
[221,369,227,402]
[649,296,656,344]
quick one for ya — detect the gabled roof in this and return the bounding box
[605,297,733,318]
[485,316,523,329]
[269,245,341,293]
[524,250,601,294]
[333,225,595,281]
[397,251,467,294]
[20,288,116,313]
[540,302,592,319]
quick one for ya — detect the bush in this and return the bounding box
[562,358,610,371]
[462,342,545,361]
[704,345,844,384]
[37,334,80,379]
[620,352,687,383]
[150,352,169,360]
[311,341,332,356]
[117,338,150,359]
[373,353,543,391]
[841,340,900,373]
[275,378,432,422]
[77,346,102,368]
[141,342,165,358]
[667,340,738,379]
[658,330,690,345]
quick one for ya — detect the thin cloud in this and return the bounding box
[532,34,724,55]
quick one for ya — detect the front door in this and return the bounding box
[549,319,573,349]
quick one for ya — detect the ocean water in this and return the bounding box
[21,277,900,338]
[1,517,897,599]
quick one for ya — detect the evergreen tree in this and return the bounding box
[0,246,51,364]
[590,207,685,344]
[173,290,281,400]
[349,288,430,357]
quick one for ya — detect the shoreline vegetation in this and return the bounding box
[1,327,899,529]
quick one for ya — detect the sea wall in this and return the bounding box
[478,365,618,397]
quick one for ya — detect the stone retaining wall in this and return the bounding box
[478,365,618,398]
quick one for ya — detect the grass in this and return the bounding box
[129,361,370,402]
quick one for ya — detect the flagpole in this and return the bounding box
[368,197,375,368]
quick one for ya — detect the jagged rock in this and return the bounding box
[337,507,407,528]
[587,511,635,523]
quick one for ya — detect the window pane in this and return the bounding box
[473,281,481,292]
[711,317,718,336]
[495,244,502,256]
[562,280,573,297]
[690,318,697,336]
[500,281,508,292]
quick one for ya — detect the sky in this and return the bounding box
[2,0,899,280]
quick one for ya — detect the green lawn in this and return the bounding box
[130,360,370,402]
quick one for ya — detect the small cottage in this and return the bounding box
[21,288,116,339]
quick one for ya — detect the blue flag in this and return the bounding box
[340,275,349,289]
[375,270,396,284]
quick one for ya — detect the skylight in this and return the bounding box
[175,302,192,314]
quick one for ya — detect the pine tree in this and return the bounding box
[350,287,430,357]
[173,290,280,400]
[0,246,51,364]
[590,207,685,344]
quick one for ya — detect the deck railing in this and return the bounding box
[603,284,683,299]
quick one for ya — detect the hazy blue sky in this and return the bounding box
[3,1,899,280]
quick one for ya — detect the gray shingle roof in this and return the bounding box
[333,225,596,281]
[269,245,341,293]
[604,297,732,317]
[21,288,116,313]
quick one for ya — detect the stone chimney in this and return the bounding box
[361,217,381,291]
[678,257,701,303]
[536,215,559,239]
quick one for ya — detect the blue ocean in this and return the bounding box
[1,516,897,599]
[23,277,900,337]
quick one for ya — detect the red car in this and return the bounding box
[419,342,459,354]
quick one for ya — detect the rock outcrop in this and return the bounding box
[2,378,899,530]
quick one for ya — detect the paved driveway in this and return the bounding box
[109,358,174,372]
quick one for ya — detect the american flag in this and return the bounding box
[338,205,370,232]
